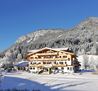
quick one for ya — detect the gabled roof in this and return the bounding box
[27,47,72,56]
[28,47,69,52]
[28,47,50,53]
[28,49,39,53]
[28,47,69,53]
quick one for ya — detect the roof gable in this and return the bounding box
[27,47,73,56]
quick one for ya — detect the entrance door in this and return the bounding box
[42,67,52,74]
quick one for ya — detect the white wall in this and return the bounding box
[67,60,71,65]
[63,67,68,72]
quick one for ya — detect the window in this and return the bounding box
[47,62,51,64]
[54,62,56,64]
[68,58,70,61]
[67,67,69,70]
[33,67,35,70]
[33,62,36,64]
[38,56,41,58]
[59,56,62,58]
[30,57,33,59]
[59,62,63,64]
[30,67,32,69]
[63,56,67,58]
[61,67,64,69]
[43,62,46,64]
[55,67,58,70]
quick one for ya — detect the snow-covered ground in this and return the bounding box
[0,72,98,91]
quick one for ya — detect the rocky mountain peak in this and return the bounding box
[87,17,98,22]
[76,17,98,30]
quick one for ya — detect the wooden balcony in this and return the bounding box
[30,58,68,61]
[36,53,58,55]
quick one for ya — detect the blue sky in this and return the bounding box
[0,0,98,51]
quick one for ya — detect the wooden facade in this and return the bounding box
[26,47,80,74]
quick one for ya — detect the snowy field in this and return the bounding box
[0,72,98,91]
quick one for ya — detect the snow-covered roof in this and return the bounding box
[28,49,40,53]
[14,60,28,67]
[52,48,69,51]
[28,47,69,53]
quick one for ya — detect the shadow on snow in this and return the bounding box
[0,76,85,91]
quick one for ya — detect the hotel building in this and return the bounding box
[26,47,80,74]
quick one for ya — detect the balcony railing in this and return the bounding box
[30,58,68,61]
[36,53,58,55]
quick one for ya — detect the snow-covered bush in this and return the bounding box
[78,55,98,71]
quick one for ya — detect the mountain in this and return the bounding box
[1,17,98,63]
